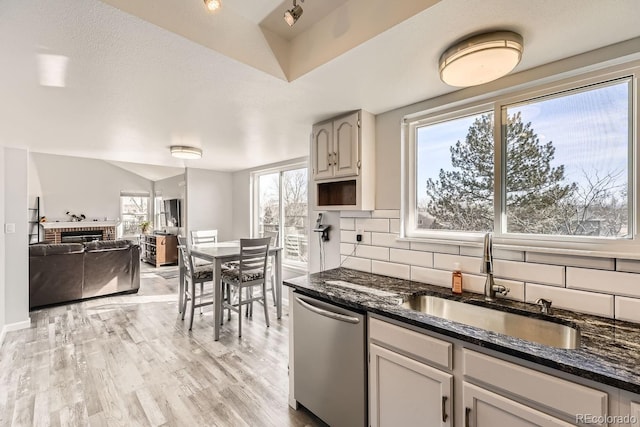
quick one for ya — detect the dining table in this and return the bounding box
[178,240,283,341]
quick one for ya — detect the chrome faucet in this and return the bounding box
[482,232,509,301]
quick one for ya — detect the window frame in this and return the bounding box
[401,62,640,256]
[119,191,151,238]
[252,161,309,269]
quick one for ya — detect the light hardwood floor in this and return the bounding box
[0,264,325,427]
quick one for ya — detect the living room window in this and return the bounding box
[120,191,150,238]
[253,163,308,268]
[403,65,638,254]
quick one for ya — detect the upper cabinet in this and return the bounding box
[311,110,375,210]
[312,112,360,180]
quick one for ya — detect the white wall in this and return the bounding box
[185,168,234,241]
[1,148,30,343]
[0,148,5,337]
[30,153,153,221]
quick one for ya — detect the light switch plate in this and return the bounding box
[5,223,15,233]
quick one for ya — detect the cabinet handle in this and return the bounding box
[465,407,471,427]
[441,396,448,422]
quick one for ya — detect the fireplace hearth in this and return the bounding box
[61,230,104,243]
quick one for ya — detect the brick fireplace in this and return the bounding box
[40,221,117,244]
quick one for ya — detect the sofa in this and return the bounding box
[29,240,140,309]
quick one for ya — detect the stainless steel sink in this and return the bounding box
[402,295,580,349]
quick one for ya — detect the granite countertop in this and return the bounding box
[285,267,640,394]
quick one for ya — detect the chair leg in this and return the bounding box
[262,282,270,327]
[237,285,242,337]
[199,282,204,314]
[271,273,276,306]
[188,282,196,331]
[181,281,189,320]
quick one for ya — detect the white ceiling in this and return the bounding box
[1,0,639,178]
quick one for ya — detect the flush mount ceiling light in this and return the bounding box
[203,0,222,12]
[284,0,304,27]
[439,31,524,87]
[170,145,202,160]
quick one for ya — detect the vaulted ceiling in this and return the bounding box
[1,0,639,176]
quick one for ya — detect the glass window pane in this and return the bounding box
[283,168,308,263]
[505,80,630,238]
[120,196,149,236]
[258,173,280,239]
[416,111,495,232]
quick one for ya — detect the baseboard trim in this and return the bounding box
[0,318,31,347]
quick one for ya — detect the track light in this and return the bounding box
[284,0,304,27]
[170,145,202,160]
[203,0,221,12]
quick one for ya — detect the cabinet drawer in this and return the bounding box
[463,349,607,421]
[369,317,452,370]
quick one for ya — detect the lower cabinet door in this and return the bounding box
[369,343,452,427]
[462,382,574,427]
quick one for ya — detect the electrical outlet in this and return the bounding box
[356,228,364,242]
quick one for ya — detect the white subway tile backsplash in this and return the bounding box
[371,232,410,249]
[355,218,390,233]
[372,210,400,219]
[434,254,483,275]
[390,219,400,234]
[355,245,389,261]
[526,252,614,270]
[342,230,372,245]
[390,249,433,268]
[617,259,640,274]
[340,211,372,218]
[460,246,482,257]
[410,266,450,288]
[567,267,640,298]
[494,249,525,262]
[525,283,614,318]
[615,296,640,323]
[496,279,525,302]
[372,261,410,280]
[493,260,564,287]
[340,217,355,231]
[341,256,371,272]
[461,274,485,294]
[340,243,356,256]
[410,241,459,255]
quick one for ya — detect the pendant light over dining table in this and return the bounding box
[439,31,524,87]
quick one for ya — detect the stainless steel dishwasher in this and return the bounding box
[293,292,367,427]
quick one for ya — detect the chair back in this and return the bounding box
[239,237,270,279]
[191,229,218,246]
[177,236,194,278]
[262,230,279,246]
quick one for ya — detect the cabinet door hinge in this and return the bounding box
[357,120,361,128]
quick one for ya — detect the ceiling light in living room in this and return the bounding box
[203,0,222,12]
[170,145,202,159]
[284,0,304,26]
[439,31,524,87]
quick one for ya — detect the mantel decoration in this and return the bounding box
[66,211,86,222]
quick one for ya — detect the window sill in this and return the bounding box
[397,236,640,261]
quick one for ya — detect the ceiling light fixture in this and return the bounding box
[439,31,524,87]
[170,145,202,160]
[284,0,304,27]
[203,0,222,12]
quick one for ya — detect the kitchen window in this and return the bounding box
[253,163,308,268]
[403,66,638,254]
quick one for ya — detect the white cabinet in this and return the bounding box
[311,110,375,210]
[462,382,573,427]
[369,343,452,427]
[311,111,360,180]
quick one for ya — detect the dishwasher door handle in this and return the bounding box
[295,296,361,324]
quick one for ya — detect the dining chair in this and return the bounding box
[177,236,215,330]
[221,237,270,337]
[190,229,218,245]
[261,230,279,306]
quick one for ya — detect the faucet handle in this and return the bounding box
[536,298,552,314]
